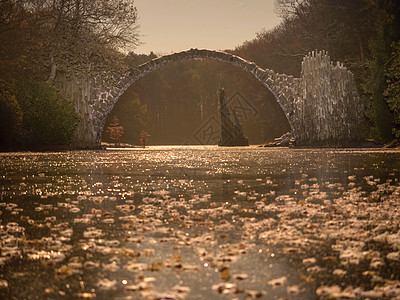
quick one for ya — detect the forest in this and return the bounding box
[1,0,400,149]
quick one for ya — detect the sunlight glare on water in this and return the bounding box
[1,146,400,299]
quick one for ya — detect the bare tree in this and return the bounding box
[42,0,140,79]
[0,0,140,80]
[274,0,311,20]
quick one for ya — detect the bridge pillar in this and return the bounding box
[295,51,364,146]
[54,73,103,148]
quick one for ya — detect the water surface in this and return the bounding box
[1,146,400,299]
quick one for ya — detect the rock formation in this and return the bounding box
[218,89,249,146]
[263,132,295,147]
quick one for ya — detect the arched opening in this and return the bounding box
[101,58,290,146]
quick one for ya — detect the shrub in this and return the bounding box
[16,80,77,146]
[385,41,400,139]
[0,80,24,150]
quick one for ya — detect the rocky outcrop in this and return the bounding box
[218,89,249,146]
[295,51,364,146]
[263,132,294,147]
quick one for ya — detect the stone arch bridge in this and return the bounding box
[56,48,364,147]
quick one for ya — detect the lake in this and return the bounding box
[1,146,400,299]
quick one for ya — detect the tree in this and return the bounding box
[0,0,140,81]
[364,0,400,143]
[0,80,24,150]
[107,116,124,146]
[274,0,312,21]
[126,52,157,68]
[103,90,147,145]
[15,80,78,146]
[41,0,140,80]
[139,130,150,148]
[364,32,394,143]
[384,41,400,139]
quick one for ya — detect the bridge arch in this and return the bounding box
[64,49,364,147]
[92,48,298,146]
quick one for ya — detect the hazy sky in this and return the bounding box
[134,0,282,54]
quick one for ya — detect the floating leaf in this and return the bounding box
[220,268,231,282]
